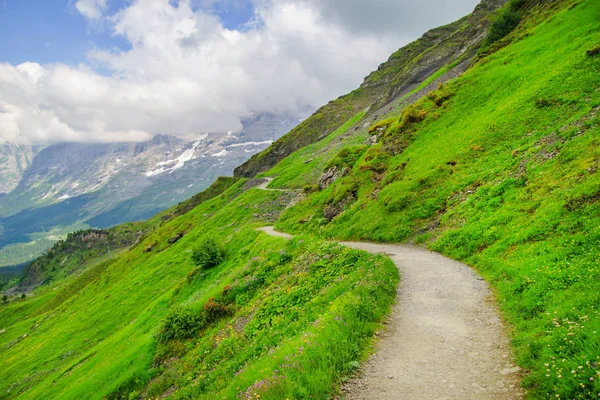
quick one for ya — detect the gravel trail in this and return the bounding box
[258,226,525,399]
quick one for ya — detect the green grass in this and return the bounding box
[0,223,91,269]
[261,112,366,189]
[0,180,398,399]
[275,1,600,397]
[1,1,598,399]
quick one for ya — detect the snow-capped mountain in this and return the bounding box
[0,112,301,267]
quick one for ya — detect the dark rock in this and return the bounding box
[323,194,356,221]
[168,233,184,244]
[144,246,154,253]
[318,167,349,191]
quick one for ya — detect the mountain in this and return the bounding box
[234,0,506,178]
[0,144,43,194]
[0,112,301,267]
[1,0,599,399]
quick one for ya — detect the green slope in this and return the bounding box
[234,0,507,178]
[0,180,397,399]
[274,0,600,397]
[1,0,599,399]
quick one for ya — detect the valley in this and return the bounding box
[0,113,302,269]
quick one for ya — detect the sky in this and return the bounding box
[0,0,480,144]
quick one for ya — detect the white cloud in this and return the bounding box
[75,0,107,20]
[0,0,479,144]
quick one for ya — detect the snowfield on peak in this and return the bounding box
[227,140,273,148]
[211,149,231,157]
[145,139,203,177]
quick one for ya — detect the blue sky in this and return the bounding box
[0,0,255,66]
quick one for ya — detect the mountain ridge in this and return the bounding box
[0,112,301,268]
[233,0,508,178]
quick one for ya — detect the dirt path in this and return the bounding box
[258,226,525,400]
[255,177,301,193]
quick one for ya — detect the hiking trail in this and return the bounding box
[257,224,525,400]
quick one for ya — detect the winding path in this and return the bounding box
[257,226,525,399]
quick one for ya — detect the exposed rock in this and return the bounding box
[323,194,356,221]
[168,233,184,244]
[144,246,154,253]
[243,178,267,190]
[318,167,349,191]
[0,144,43,194]
[500,367,521,375]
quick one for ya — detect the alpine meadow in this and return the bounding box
[1,0,600,399]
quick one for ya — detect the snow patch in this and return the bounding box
[58,194,71,200]
[145,139,203,177]
[145,167,169,177]
[211,149,230,157]
[228,140,273,148]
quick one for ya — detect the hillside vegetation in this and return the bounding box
[274,0,600,397]
[234,0,507,178]
[0,180,397,399]
[1,0,599,399]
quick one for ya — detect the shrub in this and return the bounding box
[303,184,320,194]
[486,8,521,45]
[586,45,600,57]
[368,118,395,135]
[401,104,427,126]
[203,298,229,323]
[158,307,202,343]
[191,237,226,269]
[427,83,454,107]
[535,97,557,108]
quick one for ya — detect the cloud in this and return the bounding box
[295,0,480,36]
[74,0,107,20]
[0,0,479,144]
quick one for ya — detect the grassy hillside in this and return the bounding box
[273,0,600,397]
[234,0,507,179]
[0,179,397,399]
[1,0,598,399]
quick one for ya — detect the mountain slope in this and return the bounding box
[1,0,599,399]
[233,0,507,178]
[0,179,398,399]
[273,0,600,397]
[0,144,42,194]
[0,113,300,268]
